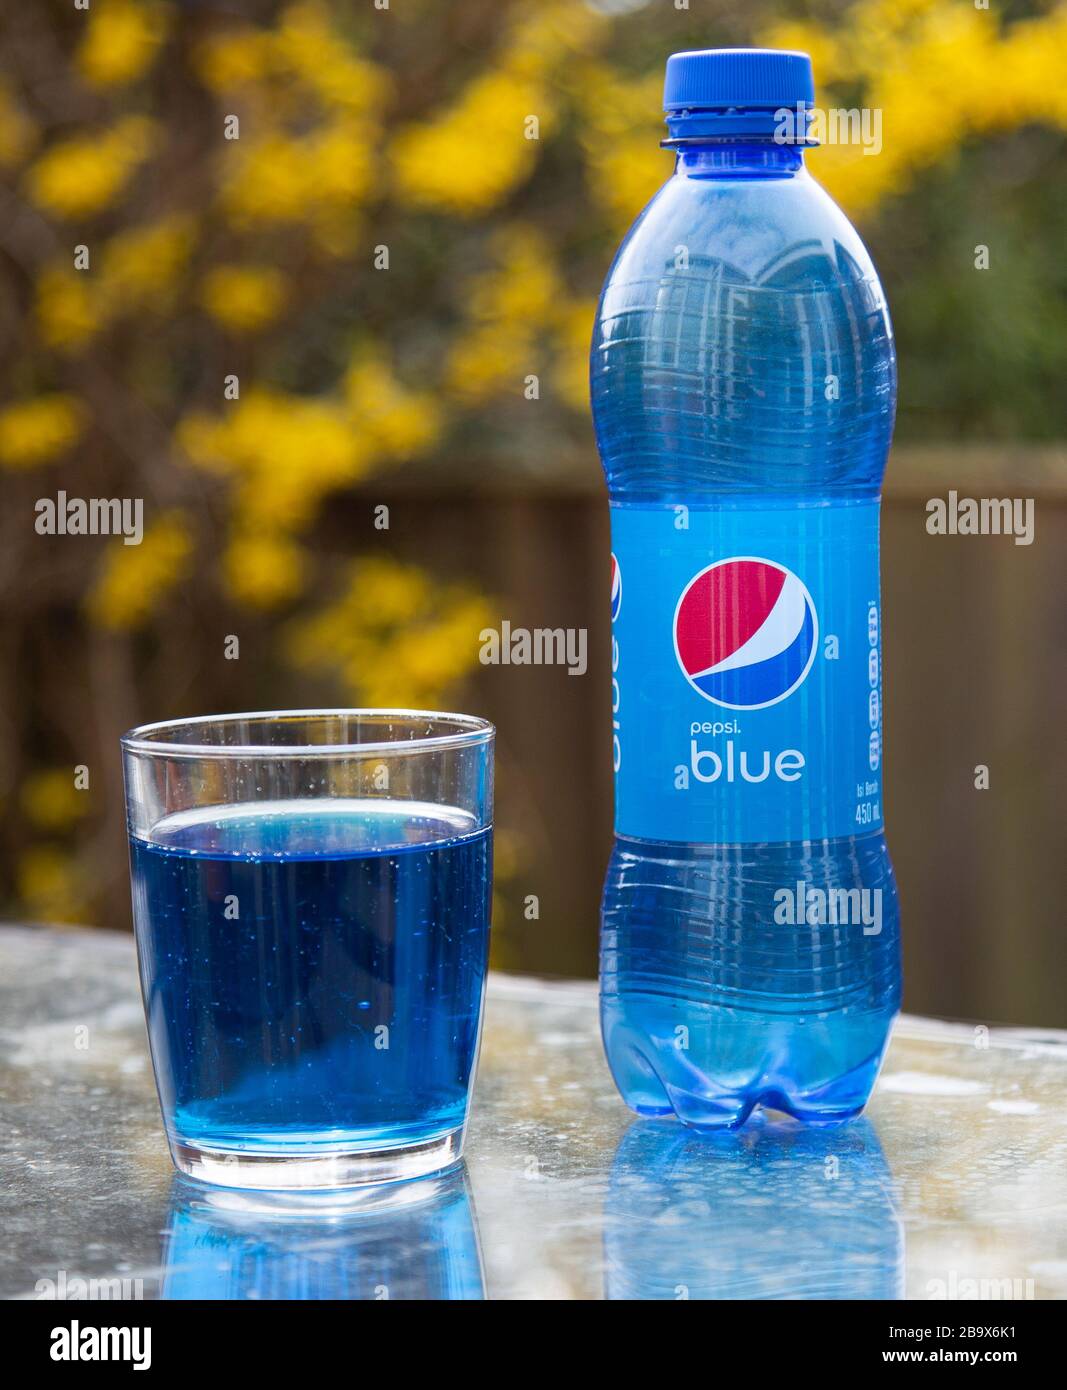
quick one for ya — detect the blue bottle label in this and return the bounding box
[609,500,884,844]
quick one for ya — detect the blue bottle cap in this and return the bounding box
[663,48,816,143]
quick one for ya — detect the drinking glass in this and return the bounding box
[121,709,493,1189]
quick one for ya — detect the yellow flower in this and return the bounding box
[195,3,389,119]
[21,771,89,831]
[391,0,604,216]
[0,81,38,168]
[17,846,86,926]
[200,265,288,334]
[77,0,169,88]
[180,389,374,532]
[26,117,156,219]
[287,557,494,709]
[219,119,375,234]
[35,268,97,351]
[344,358,444,461]
[0,395,85,470]
[87,513,193,630]
[223,530,304,608]
[34,216,193,352]
[197,7,385,247]
[195,28,273,91]
[305,118,375,207]
[759,0,1067,215]
[392,71,551,216]
[272,2,390,116]
[219,134,318,226]
[445,226,564,404]
[552,299,595,414]
[100,214,196,313]
[449,320,548,409]
[573,64,666,233]
[759,21,844,86]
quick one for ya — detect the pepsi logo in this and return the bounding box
[610,553,622,623]
[674,558,818,710]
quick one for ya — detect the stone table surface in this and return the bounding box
[2,925,1066,1301]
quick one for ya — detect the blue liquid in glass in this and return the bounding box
[129,800,491,1155]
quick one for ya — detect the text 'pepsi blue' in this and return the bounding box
[594,48,901,1128]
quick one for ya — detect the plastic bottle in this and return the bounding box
[595,49,901,1128]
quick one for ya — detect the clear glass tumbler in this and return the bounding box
[121,709,493,1190]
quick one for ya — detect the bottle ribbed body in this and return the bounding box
[596,149,901,1128]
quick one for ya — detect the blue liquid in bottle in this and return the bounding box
[594,50,901,1128]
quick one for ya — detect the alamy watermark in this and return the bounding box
[49,1321,151,1370]
[36,1269,144,1300]
[775,102,883,156]
[35,491,143,545]
[926,491,1034,545]
[479,621,587,676]
[773,881,883,936]
[926,1271,1035,1301]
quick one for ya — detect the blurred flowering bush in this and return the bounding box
[1,0,1066,925]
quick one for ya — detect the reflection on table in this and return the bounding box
[605,1116,903,1299]
[161,1165,485,1300]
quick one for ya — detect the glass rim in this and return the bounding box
[120,708,495,760]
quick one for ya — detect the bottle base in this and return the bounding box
[602,997,896,1131]
[626,1095,869,1132]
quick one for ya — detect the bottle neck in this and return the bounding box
[673,141,804,179]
